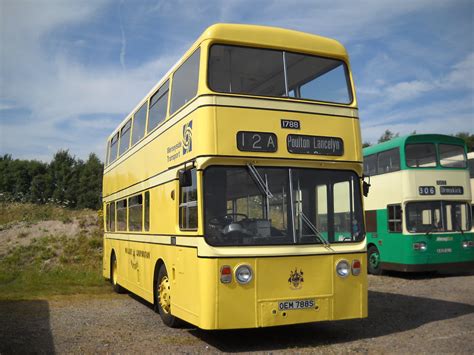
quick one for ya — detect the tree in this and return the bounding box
[362,142,371,148]
[378,129,399,143]
[454,132,474,152]
[49,150,79,207]
[77,153,103,209]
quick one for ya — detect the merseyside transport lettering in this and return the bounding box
[287,134,344,156]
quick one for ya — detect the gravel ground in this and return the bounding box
[1,272,473,354]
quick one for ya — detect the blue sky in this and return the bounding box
[1,0,473,162]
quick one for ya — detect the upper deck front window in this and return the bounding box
[439,144,466,168]
[405,143,436,168]
[208,44,352,104]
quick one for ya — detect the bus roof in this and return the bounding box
[363,134,466,156]
[196,23,348,58]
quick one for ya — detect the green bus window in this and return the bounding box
[387,204,402,232]
[109,133,119,164]
[109,202,116,232]
[377,148,400,174]
[406,143,436,168]
[148,80,169,132]
[179,169,197,230]
[119,120,132,156]
[439,144,466,168]
[144,191,150,231]
[170,49,200,115]
[469,158,474,178]
[363,154,377,176]
[116,199,127,231]
[128,194,143,231]
[365,210,377,233]
[132,102,147,146]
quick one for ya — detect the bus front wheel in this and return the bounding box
[368,246,383,275]
[155,265,180,327]
[111,253,125,293]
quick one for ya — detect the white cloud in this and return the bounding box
[0,0,472,161]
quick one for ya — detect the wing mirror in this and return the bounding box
[179,169,193,187]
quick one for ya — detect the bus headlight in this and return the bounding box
[336,260,350,278]
[413,242,427,251]
[235,264,253,284]
[462,241,473,248]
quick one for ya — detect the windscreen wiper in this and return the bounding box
[299,211,332,249]
[247,163,273,199]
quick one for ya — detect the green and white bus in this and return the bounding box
[363,134,474,274]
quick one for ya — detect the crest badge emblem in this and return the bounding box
[288,268,304,290]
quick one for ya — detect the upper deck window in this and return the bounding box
[170,48,200,115]
[119,120,132,156]
[108,132,119,165]
[363,154,377,176]
[377,148,400,174]
[439,144,466,168]
[469,157,474,178]
[148,80,169,132]
[208,44,352,104]
[131,103,147,146]
[405,143,436,168]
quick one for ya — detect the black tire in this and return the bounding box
[368,245,383,275]
[155,264,181,327]
[111,253,126,293]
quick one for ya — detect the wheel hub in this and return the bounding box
[370,251,380,268]
[159,276,171,314]
[112,259,118,285]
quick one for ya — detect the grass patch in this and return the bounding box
[0,229,111,300]
[0,202,93,226]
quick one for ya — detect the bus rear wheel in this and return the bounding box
[111,253,125,293]
[155,265,180,327]
[368,246,383,275]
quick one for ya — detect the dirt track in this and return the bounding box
[1,272,473,354]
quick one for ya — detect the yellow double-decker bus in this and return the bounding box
[102,24,367,329]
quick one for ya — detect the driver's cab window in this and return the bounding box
[179,169,197,230]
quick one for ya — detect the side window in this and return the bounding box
[108,202,116,232]
[132,103,147,146]
[144,191,150,231]
[119,120,132,156]
[170,48,200,115]
[148,80,169,132]
[377,148,400,174]
[128,194,143,231]
[109,133,119,164]
[387,204,402,232]
[179,169,198,230]
[363,154,377,176]
[116,199,127,231]
[365,210,377,233]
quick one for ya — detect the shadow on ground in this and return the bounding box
[0,300,55,354]
[188,290,474,352]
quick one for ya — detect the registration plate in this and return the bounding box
[278,299,315,311]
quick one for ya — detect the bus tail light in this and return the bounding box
[220,265,232,284]
[352,260,361,276]
[462,241,473,248]
[413,242,427,251]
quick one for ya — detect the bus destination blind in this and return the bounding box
[287,134,344,156]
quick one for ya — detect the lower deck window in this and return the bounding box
[128,194,143,231]
[387,204,402,232]
[204,166,364,246]
[179,169,198,230]
[116,199,127,231]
